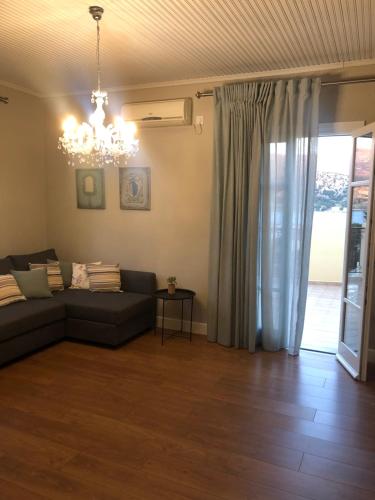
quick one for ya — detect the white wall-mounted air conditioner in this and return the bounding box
[122,98,192,127]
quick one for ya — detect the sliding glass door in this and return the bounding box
[337,124,375,380]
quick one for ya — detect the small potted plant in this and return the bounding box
[167,276,177,295]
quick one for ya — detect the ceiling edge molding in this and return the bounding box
[43,61,346,98]
[345,58,375,68]
[0,79,42,98]
[6,57,375,100]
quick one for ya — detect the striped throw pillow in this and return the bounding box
[29,263,64,291]
[86,264,122,292]
[0,274,26,307]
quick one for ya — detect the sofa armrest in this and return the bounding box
[120,270,156,295]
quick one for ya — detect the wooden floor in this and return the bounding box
[0,333,374,499]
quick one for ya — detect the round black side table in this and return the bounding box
[154,288,196,345]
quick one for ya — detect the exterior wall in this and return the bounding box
[309,211,347,283]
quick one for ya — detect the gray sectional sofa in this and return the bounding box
[0,249,156,366]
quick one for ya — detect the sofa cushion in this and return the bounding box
[0,274,26,308]
[47,259,73,287]
[53,289,154,325]
[70,262,101,289]
[30,263,64,291]
[9,249,58,271]
[87,264,121,293]
[120,270,156,295]
[11,269,53,299]
[0,299,66,343]
[0,257,13,275]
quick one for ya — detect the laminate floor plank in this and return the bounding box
[188,398,375,470]
[191,392,375,454]
[71,401,305,472]
[60,452,306,500]
[0,421,78,469]
[221,370,375,404]
[0,477,46,499]
[314,409,375,437]
[139,438,374,500]
[0,455,118,500]
[215,377,375,419]
[300,453,375,492]
[0,332,374,499]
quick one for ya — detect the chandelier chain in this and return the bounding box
[96,20,101,91]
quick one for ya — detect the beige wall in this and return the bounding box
[1,68,375,347]
[0,85,47,256]
[320,80,375,123]
[45,85,213,324]
[44,76,375,342]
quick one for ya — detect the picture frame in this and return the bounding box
[119,167,151,210]
[76,168,105,209]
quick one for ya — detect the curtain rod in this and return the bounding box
[195,77,375,98]
[0,96,8,104]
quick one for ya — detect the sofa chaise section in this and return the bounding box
[53,270,156,346]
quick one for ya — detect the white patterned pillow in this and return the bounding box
[70,262,101,289]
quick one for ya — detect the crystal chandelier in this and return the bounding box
[58,6,139,167]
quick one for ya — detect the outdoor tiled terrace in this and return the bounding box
[302,283,341,353]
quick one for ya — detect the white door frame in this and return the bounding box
[336,122,375,381]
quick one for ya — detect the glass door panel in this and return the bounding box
[342,302,361,354]
[337,124,375,381]
[346,186,369,305]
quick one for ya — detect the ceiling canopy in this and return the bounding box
[1,0,375,96]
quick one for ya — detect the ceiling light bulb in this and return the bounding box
[62,115,77,132]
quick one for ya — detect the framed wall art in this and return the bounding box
[76,169,105,209]
[119,167,151,210]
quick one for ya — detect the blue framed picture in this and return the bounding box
[76,169,105,209]
[119,167,151,210]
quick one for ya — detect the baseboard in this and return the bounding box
[156,316,207,335]
[368,348,375,364]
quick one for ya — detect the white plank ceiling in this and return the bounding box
[1,0,375,95]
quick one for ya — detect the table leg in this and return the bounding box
[190,297,194,342]
[153,299,157,335]
[161,299,165,346]
[181,299,184,333]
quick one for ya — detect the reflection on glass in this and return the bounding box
[343,303,361,354]
[353,134,372,182]
[346,186,369,305]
